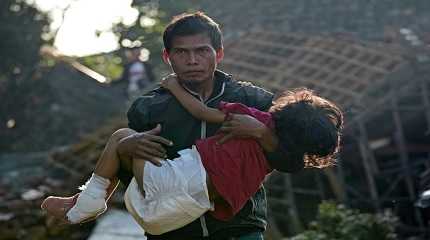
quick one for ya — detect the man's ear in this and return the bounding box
[216,48,224,63]
[162,49,171,65]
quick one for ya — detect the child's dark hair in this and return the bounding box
[270,88,343,169]
[163,12,223,53]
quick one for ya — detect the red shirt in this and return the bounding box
[195,102,274,221]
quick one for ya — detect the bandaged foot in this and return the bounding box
[65,173,110,223]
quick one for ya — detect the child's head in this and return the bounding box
[270,88,343,169]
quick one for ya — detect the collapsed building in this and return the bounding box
[220,30,430,237]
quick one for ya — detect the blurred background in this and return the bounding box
[1,0,430,239]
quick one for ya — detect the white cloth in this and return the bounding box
[66,174,110,223]
[124,146,212,235]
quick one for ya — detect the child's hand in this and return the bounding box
[217,113,267,143]
[161,73,179,90]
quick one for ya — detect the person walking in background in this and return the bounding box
[119,46,154,100]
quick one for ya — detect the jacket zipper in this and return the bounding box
[183,82,226,237]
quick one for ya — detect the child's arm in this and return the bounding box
[161,75,225,123]
[162,75,277,152]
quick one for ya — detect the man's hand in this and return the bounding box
[117,124,173,166]
[218,114,278,152]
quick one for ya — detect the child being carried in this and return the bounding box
[41,75,344,235]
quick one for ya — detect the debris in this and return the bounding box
[0,213,14,221]
[37,185,52,193]
[45,177,63,187]
[21,189,44,201]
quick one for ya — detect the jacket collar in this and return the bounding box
[182,69,230,103]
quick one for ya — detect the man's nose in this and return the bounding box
[186,52,198,65]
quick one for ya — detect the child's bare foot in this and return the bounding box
[41,194,79,224]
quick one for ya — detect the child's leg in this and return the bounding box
[66,128,136,223]
[94,128,136,179]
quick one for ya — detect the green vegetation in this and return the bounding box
[80,54,124,82]
[114,1,200,70]
[289,202,398,240]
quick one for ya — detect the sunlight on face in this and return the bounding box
[34,0,138,56]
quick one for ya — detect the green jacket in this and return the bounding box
[125,70,302,239]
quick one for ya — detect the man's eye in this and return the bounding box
[197,48,210,54]
[175,49,186,54]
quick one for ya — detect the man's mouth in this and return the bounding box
[184,70,204,74]
[183,71,204,77]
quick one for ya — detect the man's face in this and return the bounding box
[125,49,140,61]
[163,33,223,86]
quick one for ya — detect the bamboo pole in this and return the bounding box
[357,122,380,210]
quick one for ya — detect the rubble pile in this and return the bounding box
[0,152,93,240]
[1,63,127,153]
[0,118,126,240]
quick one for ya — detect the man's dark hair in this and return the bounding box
[163,11,223,53]
[270,88,343,169]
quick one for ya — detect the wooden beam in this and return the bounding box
[380,174,404,201]
[391,92,425,229]
[335,157,349,203]
[323,168,346,201]
[391,95,415,200]
[357,123,380,210]
[283,174,303,234]
[421,79,430,134]
[358,122,379,174]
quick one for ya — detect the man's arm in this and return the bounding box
[161,75,225,123]
[117,124,172,167]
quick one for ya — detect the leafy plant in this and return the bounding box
[80,54,123,82]
[289,202,398,240]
